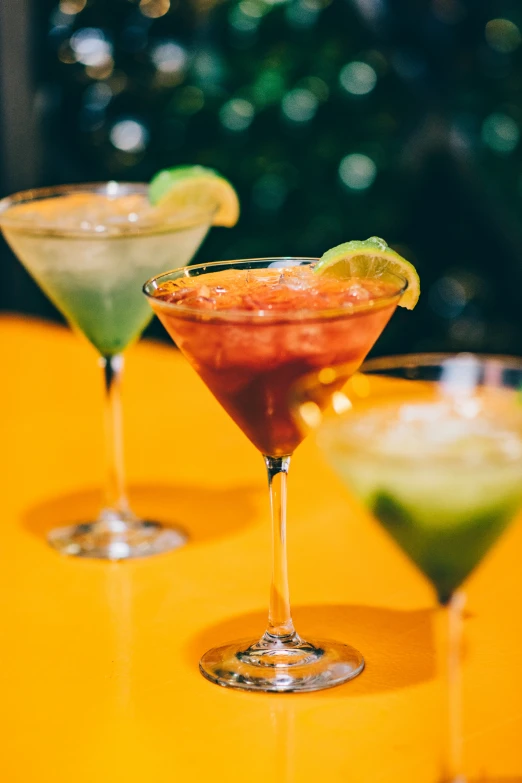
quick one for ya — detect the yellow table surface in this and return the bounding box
[1,314,522,783]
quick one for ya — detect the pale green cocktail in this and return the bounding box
[0,182,215,559]
[0,186,210,355]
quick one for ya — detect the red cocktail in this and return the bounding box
[144,258,406,692]
[148,264,400,456]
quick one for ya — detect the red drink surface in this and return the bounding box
[150,265,401,456]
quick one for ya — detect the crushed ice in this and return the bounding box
[337,402,522,463]
[157,265,395,312]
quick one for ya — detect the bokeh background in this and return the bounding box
[1,0,522,355]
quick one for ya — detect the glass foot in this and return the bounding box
[199,633,364,692]
[47,511,187,560]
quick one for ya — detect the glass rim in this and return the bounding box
[361,351,522,373]
[297,353,522,394]
[0,181,216,238]
[142,257,408,321]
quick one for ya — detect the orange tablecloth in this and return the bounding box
[1,314,521,782]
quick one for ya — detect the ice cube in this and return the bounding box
[279,269,311,291]
[342,283,372,304]
[268,260,303,269]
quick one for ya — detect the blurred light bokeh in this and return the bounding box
[1,0,522,355]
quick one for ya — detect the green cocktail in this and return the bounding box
[320,399,522,604]
[0,187,210,355]
[295,354,522,780]
[0,176,235,559]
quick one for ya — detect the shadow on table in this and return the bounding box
[187,603,435,696]
[21,482,261,545]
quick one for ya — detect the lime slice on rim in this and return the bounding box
[315,236,420,310]
[149,165,240,227]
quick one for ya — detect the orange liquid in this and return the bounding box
[151,267,401,456]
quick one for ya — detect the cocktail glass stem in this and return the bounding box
[198,453,364,691]
[263,455,298,643]
[440,591,466,783]
[100,354,131,521]
[46,354,187,560]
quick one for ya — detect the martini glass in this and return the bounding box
[294,354,522,777]
[143,258,406,692]
[0,182,214,559]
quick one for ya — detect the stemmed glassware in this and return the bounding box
[294,354,522,777]
[144,257,406,691]
[0,182,214,559]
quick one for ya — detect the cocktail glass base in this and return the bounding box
[47,509,187,559]
[199,634,364,693]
